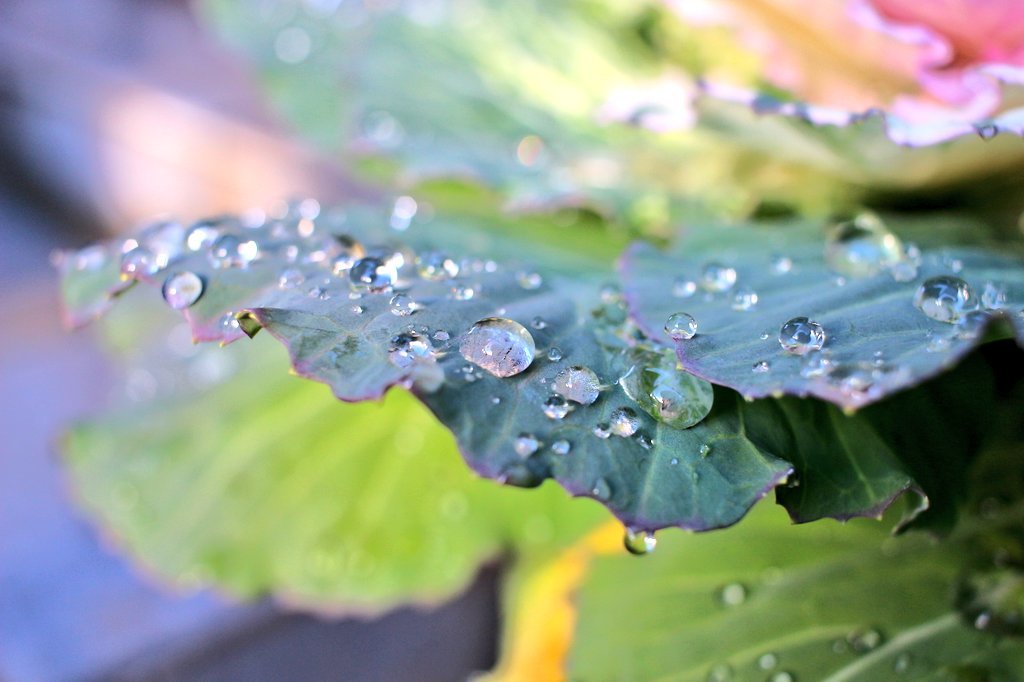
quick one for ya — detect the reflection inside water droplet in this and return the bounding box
[161,271,204,309]
[778,317,826,355]
[553,365,601,405]
[665,312,698,340]
[914,276,976,323]
[459,318,536,378]
[623,528,657,555]
[824,212,904,277]
[609,407,640,437]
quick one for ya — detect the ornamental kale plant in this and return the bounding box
[58,1,1024,679]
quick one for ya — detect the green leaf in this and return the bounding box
[621,217,1024,410]
[568,503,1024,681]
[64,322,606,610]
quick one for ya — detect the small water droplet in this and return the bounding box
[307,285,330,300]
[389,293,419,317]
[955,310,991,339]
[706,663,734,682]
[387,331,432,368]
[847,627,884,653]
[890,259,918,282]
[277,267,305,289]
[699,443,712,457]
[591,477,612,499]
[389,195,418,231]
[665,312,698,340]
[514,433,540,457]
[120,247,158,279]
[609,407,640,437]
[459,318,536,378]
[623,528,657,555]
[593,423,611,439]
[186,223,220,251]
[778,317,826,355]
[759,330,770,341]
[417,251,459,280]
[981,282,1008,310]
[351,304,365,315]
[976,123,998,139]
[553,365,602,405]
[719,582,747,606]
[452,285,475,301]
[752,360,771,373]
[531,316,547,330]
[914,276,977,323]
[800,351,834,378]
[700,262,737,292]
[757,653,778,670]
[516,271,543,290]
[825,212,904,277]
[893,653,912,674]
[161,271,204,309]
[673,277,698,298]
[349,256,397,293]
[731,287,759,311]
[547,347,563,362]
[769,673,795,682]
[551,439,571,455]
[636,433,654,449]
[542,395,572,420]
[771,255,793,275]
[669,457,679,465]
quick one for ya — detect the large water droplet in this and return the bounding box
[914,276,977,323]
[208,234,255,269]
[778,317,826,355]
[514,433,540,457]
[618,348,714,429]
[665,312,698,340]
[417,251,459,280]
[161,271,204,309]
[609,407,640,437]
[825,212,904,277]
[349,256,397,293]
[553,365,601,405]
[700,262,737,292]
[623,528,656,555]
[542,395,572,420]
[459,318,536,378]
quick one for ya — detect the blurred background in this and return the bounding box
[0,1,498,679]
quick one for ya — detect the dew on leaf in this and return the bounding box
[609,407,640,437]
[824,212,904,277]
[752,360,770,373]
[531,316,547,330]
[700,262,737,292]
[914,276,977,323]
[771,254,793,275]
[351,305,365,315]
[893,653,913,674]
[955,310,991,339]
[547,347,563,362]
[120,247,158,280]
[161,271,204,310]
[669,457,679,466]
[553,365,601,405]
[417,251,459,280]
[452,285,475,301]
[665,312,698,340]
[591,477,612,500]
[389,195,418,232]
[981,281,1008,310]
[516,271,543,290]
[349,256,397,293]
[623,528,657,555]
[593,423,611,439]
[185,223,220,251]
[551,439,571,455]
[673,277,698,298]
[458,317,536,378]
[636,433,653,449]
[778,317,826,355]
[847,627,884,653]
[514,433,540,457]
[277,267,305,289]
[718,582,748,606]
[542,395,572,420]
[757,652,779,670]
[387,331,432,368]
[769,673,796,682]
[800,351,834,378]
[731,287,759,311]
[389,293,419,317]
[706,663,734,682]
[618,348,714,429]
[699,443,712,457]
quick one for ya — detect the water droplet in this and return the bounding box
[893,653,912,674]
[161,271,204,309]
[307,285,330,300]
[673,277,698,298]
[719,582,747,606]
[553,365,602,405]
[543,395,572,420]
[618,348,714,429]
[516,271,543,290]
[706,663,734,682]
[976,123,998,139]
[669,457,679,466]
[665,312,698,340]
[348,256,397,293]
[531,316,547,330]
[609,407,640,437]
[207,235,251,269]
[387,331,432,368]
[955,310,991,339]
[636,433,654,449]
[890,260,918,282]
[389,195,418,231]
[731,287,759,311]
[452,285,475,301]
[700,262,737,292]
[389,293,419,317]
[351,305,365,315]
[825,212,904,277]
[981,282,1008,310]
[752,360,771,373]
[599,284,621,304]
[277,267,305,289]
[120,247,158,279]
[623,528,657,555]
[593,423,612,439]
[778,317,826,355]
[699,443,712,457]
[759,330,770,341]
[551,439,571,455]
[514,433,540,457]
[800,351,834,378]
[771,255,793,275]
[757,652,778,670]
[186,223,220,251]
[769,673,795,682]
[591,477,612,500]
[547,347,563,362]
[459,318,536,378]
[914,276,977,323]
[847,627,884,653]
[417,251,459,280]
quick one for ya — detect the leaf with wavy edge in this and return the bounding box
[621,218,1024,410]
